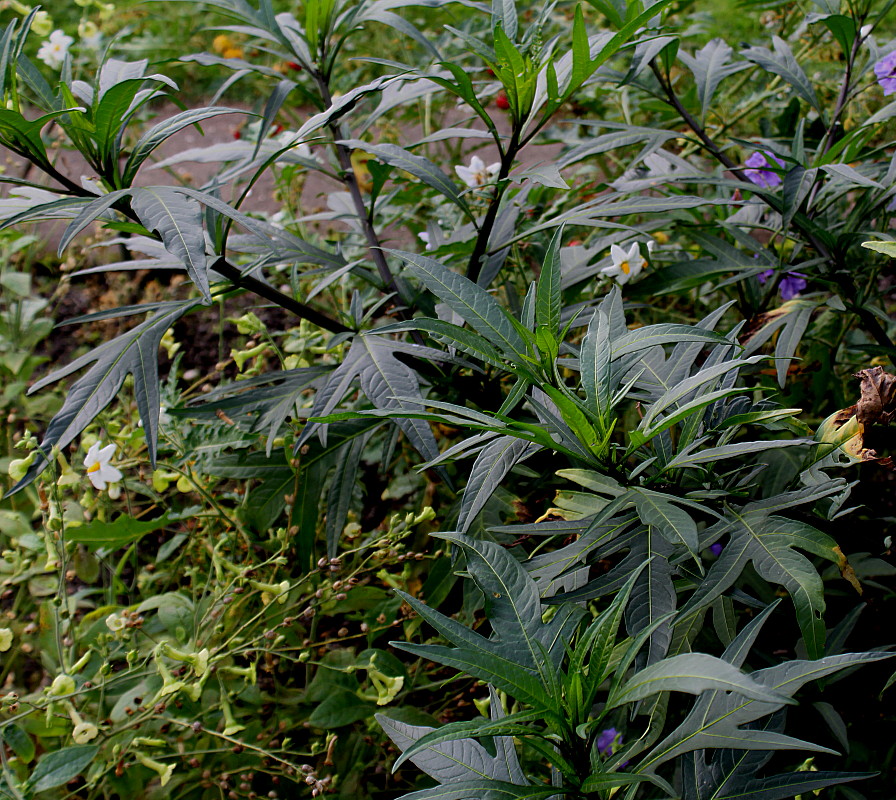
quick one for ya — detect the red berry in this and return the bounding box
[233,129,242,140]
[496,92,510,110]
[286,61,303,72]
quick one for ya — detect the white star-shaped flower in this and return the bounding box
[455,155,500,189]
[600,241,654,285]
[36,30,74,70]
[84,441,123,491]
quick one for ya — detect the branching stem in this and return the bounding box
[312,70,411,315]
[23,153,352,334]
[466,127,521,285]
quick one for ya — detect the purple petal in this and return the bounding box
[779,273,807,300]
[744,152,767,169]
[744,151,784,188]
[710,543,724,556]
[874,52,896,94]
[597,728,619,755]
[757,269,774,285]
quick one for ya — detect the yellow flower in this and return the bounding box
[105,612,127,632]
[222,47,244,59]
[66,702,100,743]
[212,34,233,54]
[351,150,373,193]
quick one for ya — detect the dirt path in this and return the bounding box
[2,99,563,262]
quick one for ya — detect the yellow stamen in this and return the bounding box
[620,260,630,275]
[87,462,101,473]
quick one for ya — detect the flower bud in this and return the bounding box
[8,452,36,482]
[50,674,76,696]
[31,10,53,36]
[249,579,290,605]
[136,753,175,786]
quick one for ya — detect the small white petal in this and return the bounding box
[84,441,101,465]
[455,165,476,187]
[99,464,123,485]
[97,443,117,463]
[609,244,628,265]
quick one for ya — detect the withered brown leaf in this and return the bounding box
[854,366,896,425]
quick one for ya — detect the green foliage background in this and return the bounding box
[0,0,894,797]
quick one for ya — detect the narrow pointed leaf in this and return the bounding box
[10,301,197,493]
[535,225,563,336]
[131,187,210,302]
[609,653,790,708]
[392,250,528,358]
[458,436,540,533]
[376,714,514,783]
[392,710,543,771]
[123,106,246,184]
[340,140,474,221]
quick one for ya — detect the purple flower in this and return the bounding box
[597,728,620,755]
[756,269,807,300]
[710,543,724,556]
[874,51,896,96]
[744,151,786,188]
[779,272,807,300]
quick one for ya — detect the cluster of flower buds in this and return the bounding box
[2,691,19,714]
[300,764,331,797]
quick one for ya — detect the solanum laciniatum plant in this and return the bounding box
[0,0,893,797]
